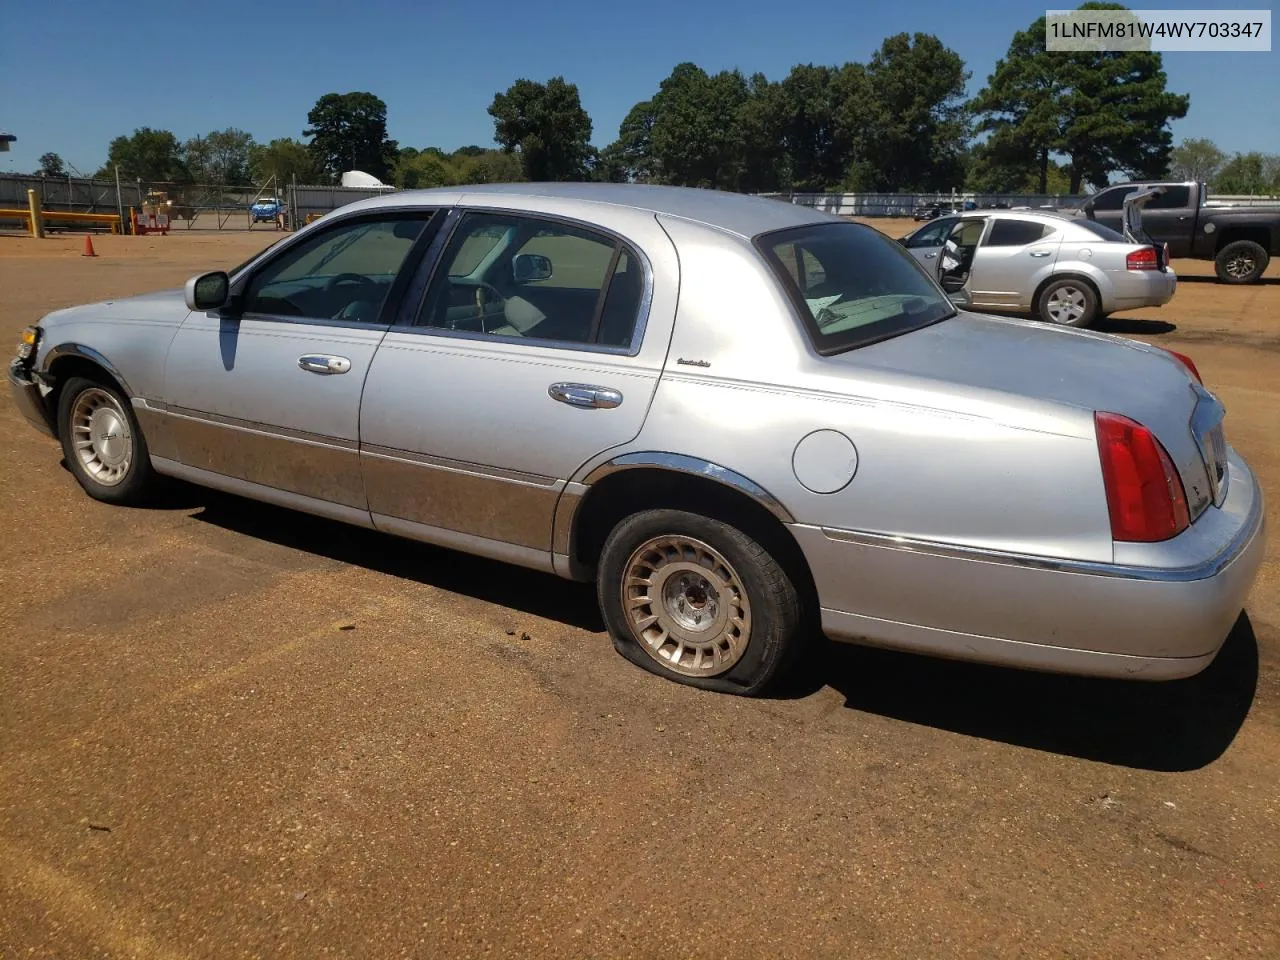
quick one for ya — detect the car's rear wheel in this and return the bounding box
[1037,278,1097,327]
[597,509,802,696]
[57,375,158,506]
[1214,240,1269,284]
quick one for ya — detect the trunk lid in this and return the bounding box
[839,311,1223,520]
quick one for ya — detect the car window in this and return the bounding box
[241,215,434,324]
[1147,186,1190,209]
[1090,188,1133,212]
[949,219,987,247]
[757,221,954,355]
[984,219,1051,247]
[904,217,956,248]
[417,212,645,349]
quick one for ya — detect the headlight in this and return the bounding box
[17,325,39,361]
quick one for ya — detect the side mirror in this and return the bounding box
[185,271,230,311]
[512,253,552,283]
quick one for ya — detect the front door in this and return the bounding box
[358,207,679,561]
[901,216,958,268]
[153,211,440,510]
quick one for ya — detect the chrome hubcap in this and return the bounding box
[1226,255,1255,279]
[70,388,132,486]
[622,535,751,678]
[1046,285,1086,323]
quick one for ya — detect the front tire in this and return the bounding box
[597,509,803,696]
[1036,278,1098,327]
[1214,240,1269,284]
[56,375,158,505]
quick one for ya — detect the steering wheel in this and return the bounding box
[324,272,374,293]
[449,281,507,331]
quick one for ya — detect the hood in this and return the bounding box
[837,310,1219,516]
[40,288,187,329]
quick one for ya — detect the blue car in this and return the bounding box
[250,197,284,223]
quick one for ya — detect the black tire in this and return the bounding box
[597,508,803,696]
[1036,277,1098,328]
[1214,240,1269,284]
[56,375,158,506]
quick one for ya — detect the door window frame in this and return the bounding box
[223,208,447,330]
[904,216,959,249]
[389,206,654,358]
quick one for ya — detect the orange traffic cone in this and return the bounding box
[82,234,97,257]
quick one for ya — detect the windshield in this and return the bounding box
[755,221,955,354]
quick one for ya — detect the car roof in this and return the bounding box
[340,182,839,239]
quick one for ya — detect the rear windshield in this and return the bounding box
[1075,220,1127,242]
[755,221,955,354]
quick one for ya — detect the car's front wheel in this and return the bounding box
[597,509,803,696]
[1036,278,1098,327]
[56,375,158,505]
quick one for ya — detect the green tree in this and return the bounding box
[1167,138,1226,184]
[638,63,751,189]
[489,77,594,181]
[100,127,187,182]
[304,92,398,181]
[37,152,66,177]
[775,64,843,191]
[971,2,1190,194]
[182,129,254,185]
[249,137,320,184]
[1214,152,1280,195]
[455,149,524,184]
[862,33,970,192]
[599,100,659,182]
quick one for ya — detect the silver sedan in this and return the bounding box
[900,209,1177,327]
[8,183,1264,696]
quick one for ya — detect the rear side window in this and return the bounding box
[1075,220,1127,242]
[1147,186,1191,209]
[757,222,954,355]
[1091,188,1133,211]
[985,219,1050,247]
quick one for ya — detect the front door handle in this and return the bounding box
[548,382,623,409]
[299,355,352,375]
[923,252,938,259]
[1029,250,1053,257]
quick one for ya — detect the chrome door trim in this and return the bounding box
[371,512,556,575]
[548,382,623,409]
[298,354,352,375]
[815,492,1263,582]
[360,443,559,487]
[136,399,357,450]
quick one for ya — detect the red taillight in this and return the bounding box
[1126,246,1159,270]
[1095,412,1190,542]
[1162,348,1202,383]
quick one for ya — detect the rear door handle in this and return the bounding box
[923,252,937,259]
[1029,250,1053,257]
[299,355,352,375]
[548,382,623,409]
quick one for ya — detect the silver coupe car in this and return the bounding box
[8,183,1265,696]
[899,207,1177,327]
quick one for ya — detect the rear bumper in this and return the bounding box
[7,358,55,438]
[792,450,1265,681]
[1104,268,1177,312]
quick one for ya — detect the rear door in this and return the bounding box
[358,206,680,560]
[967,217,1062,309]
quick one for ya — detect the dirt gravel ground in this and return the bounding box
[1,225,1279,959]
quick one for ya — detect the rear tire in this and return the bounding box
[1036,278,1098,328]
[1214,240,1268,284]
[597,508,803,696]
[56,375,158,506]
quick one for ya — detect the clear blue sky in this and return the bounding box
[2,0,1275,176]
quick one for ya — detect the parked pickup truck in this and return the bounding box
[1071,180,1279,284]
